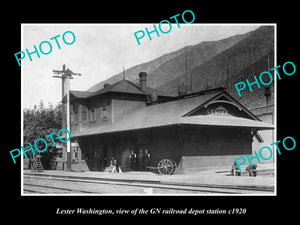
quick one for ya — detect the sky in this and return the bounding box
[22,24,259,109]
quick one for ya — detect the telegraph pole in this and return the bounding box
[52,64,81,171]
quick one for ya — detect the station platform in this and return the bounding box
[23,163,275,191]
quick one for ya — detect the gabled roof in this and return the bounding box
[185,91,262,121]
[70,79,172,100]
[71,90,274,137]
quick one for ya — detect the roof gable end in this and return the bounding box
[183,91,261,121]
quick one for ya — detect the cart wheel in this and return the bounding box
[158,159,177,175]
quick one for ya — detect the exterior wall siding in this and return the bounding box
[70,94,147,132]
[77,125,253,173]
[112,99,145,122]
[251,106,274,164]
[180,155,249,172]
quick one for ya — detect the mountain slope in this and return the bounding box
[87,26,274,110]
[87,32,248,93]
[157,26,275,109]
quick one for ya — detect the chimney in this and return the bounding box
[139,72,147,91]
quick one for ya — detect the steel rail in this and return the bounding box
[23,175,273,194]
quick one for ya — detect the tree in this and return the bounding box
[23,101,62,169]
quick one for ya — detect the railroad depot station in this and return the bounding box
[53,71,274,174]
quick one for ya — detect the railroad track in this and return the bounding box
[23,173,274,194]
[23,183,99,194]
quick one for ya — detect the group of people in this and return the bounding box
[129,149,151,171]
[231,162,257,177]
[107,149,151,173]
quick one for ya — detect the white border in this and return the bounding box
[21,23,277,197]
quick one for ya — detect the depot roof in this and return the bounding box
[179,115,273,129]
[71,90,274,138]
[70,79,173,100]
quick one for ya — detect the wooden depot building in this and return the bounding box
[66,72,273,173]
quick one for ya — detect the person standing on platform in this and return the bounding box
[138,149,144,171]
[129,150,137,171]
[144,149,151,171]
